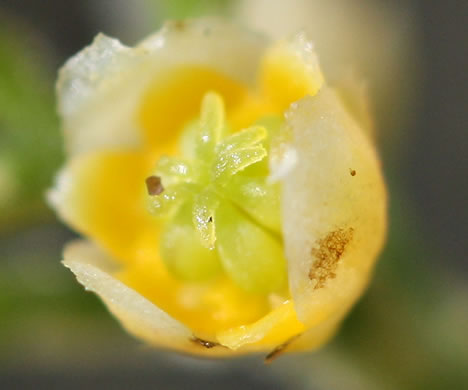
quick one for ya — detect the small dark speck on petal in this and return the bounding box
[191,336,220,349]
[146,176,164,195]
[350,169,356,176]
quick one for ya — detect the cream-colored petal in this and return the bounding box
[280,87,387,327]
[57,18,267,157]
[57,34,144,156]
[63,240,234,356]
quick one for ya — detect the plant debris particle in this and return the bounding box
[191,336,220,349]
[145,175,164,195]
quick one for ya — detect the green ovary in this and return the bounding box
[146,92,286,294]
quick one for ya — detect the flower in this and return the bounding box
[49,18,386,359]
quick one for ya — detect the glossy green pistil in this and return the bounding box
[146,92,286,294]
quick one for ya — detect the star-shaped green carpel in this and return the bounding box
[146,92,286,293]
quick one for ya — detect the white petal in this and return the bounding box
[57,18,267,157]
[281,87,387,326]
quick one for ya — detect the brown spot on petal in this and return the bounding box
[309,228,354,289]
[191,336,221,349]
[145,175,164,195]
[350,169,356,176]
[265,334,301,363]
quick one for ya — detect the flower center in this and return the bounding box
[146,92,286,294]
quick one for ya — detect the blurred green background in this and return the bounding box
[0,1,466,389]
